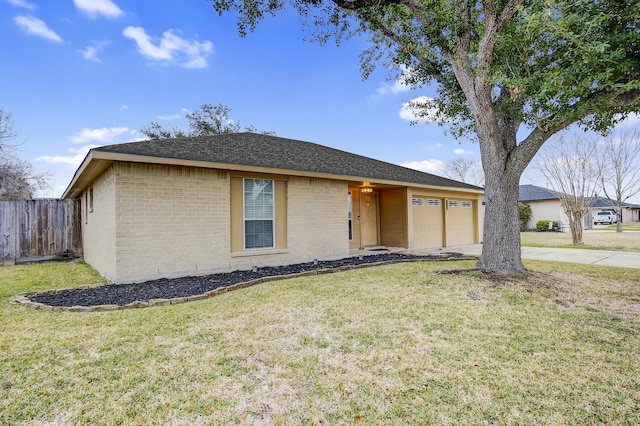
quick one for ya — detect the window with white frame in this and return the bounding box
[427,199,440,207]
[461,201,472,208]
[244,179,274,249]
[448,200,459,208]
[412,198,425,206]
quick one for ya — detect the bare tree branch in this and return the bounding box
[534,132,601,244]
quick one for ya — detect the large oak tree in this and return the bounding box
[212,0,640,274]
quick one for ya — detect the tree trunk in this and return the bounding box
[475,165,525,274]
[569,211,584,245]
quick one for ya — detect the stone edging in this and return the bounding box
[13,256,476,313]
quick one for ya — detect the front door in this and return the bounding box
[360,192,378,247]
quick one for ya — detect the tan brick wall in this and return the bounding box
[228,176,349,270]
[82,165,117,281]
[85,163,438,283]
[287,176,349,259]
[113,163,231,283]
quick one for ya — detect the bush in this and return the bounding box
[536,220,552,232]
[519,202,533,231]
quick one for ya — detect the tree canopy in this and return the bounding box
[212,0,640,274]
[141,103,275,139]
[0,108,49,200]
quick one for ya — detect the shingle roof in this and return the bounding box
[93,132,483,191]
[519,184,640,207]
[590,197,640,208]
[519,184,559,201]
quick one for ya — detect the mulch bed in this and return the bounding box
[30,253,468,308]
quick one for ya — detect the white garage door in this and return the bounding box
[445,199,475,246]
[412,197,444,249]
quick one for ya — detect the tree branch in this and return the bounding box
[477,0,524,68]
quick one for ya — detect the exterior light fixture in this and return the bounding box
[361,187,373,193]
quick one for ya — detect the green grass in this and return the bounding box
[1,260,639,425]
[521,230,640,252]
[596,223,640,231]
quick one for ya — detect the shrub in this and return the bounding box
[519,202,533,231]
[536,220,552,232]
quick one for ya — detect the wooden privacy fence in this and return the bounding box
[0,199,82,264]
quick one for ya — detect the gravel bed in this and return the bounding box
[31,253,465,308]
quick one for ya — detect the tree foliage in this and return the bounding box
[518,202,532,231]
[141,103,275,139]
[0,108,49,200]
[212,0,640,274]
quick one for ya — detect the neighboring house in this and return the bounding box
[588,197,640,224]
[519,184,640,230]
[63,133,484,284]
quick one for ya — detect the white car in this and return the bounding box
[593,211,617,225]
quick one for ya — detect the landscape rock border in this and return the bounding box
[13,253,475,312]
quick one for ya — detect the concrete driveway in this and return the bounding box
[442,244,640,269]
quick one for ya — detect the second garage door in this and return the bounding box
[445,199,475,246]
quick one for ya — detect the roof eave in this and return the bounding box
[65,150,485,197]
[62,150,114,199]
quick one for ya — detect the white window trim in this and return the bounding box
[243,178,275,250]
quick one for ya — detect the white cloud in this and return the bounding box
[36,144,100,167]
[4,0,36,10]
[69,127,129,143]
[79,41,108,62]
[400,159,446,174]
[158,112,183,120]
[377,65,414,95]
[119,104,128,110]
[453,148,474,155]
[14,15,62,42]
[73,0,123,18]
[377,80,411,95]
[399,96,439,123]
[123,26,213,69]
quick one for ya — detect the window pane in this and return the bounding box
[244,179,273,219]
[244,179,274,249]
[245,220,273,249]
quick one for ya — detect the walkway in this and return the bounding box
[432,244,640,269]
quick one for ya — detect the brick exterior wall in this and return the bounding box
[286,176,349,258]
[82,165,116,281]
[113,163,230,283]
[82,162,349,283]
[228,176,349,270]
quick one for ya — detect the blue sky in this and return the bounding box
[1,0,638,199]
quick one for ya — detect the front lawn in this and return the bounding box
[521,230,640,252]
[1,260,639,425]
[596,223,640,231]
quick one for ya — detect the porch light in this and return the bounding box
[361,187,373,193]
